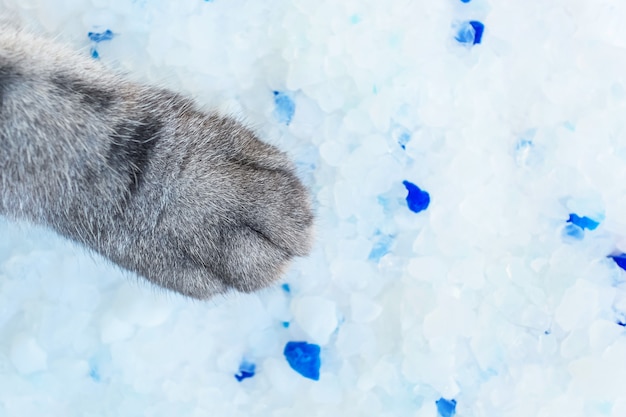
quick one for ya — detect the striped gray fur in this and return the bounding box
[0,23,314,299]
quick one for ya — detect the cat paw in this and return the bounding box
[117,113,314,299]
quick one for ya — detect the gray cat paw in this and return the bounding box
[112,112,314,299]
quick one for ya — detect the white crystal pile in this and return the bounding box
[1,0,626,416]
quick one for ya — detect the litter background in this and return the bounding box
[1,0,626,416]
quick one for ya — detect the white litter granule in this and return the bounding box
[10,334,47,375]
[1,0,626,416]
